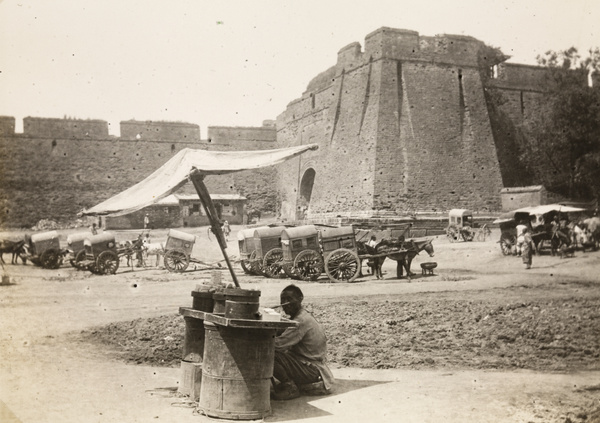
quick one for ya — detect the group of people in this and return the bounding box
[514,214,598,269]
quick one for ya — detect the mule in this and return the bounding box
[359,238,434,281]
[0,239,28,265]
[386,238,435,280]
[143,242,165,267]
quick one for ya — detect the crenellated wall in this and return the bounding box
[0,118,276,228]
[1,27,573,227]
[276,27,512,219]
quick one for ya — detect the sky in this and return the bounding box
[1,0,599,137]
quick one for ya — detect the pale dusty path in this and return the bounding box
[1,226,599,423]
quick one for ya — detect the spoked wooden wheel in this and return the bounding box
[40,249,60,269]
[293,250,323,281]
[500,236,514,256]
[240,258,252,274]
[164,248,190,273]
[72,250,87,269]
[282,262,299,279]
[96,250,120,275]
[463,229,475,242]
[263,248,286,278]
[247,251,264,275]
[325,248,360,282]
[446,228,457,243]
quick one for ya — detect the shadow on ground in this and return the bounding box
[267,379,388,422]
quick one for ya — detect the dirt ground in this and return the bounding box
[1,224,599,423]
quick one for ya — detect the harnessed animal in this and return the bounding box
[0,239,28,265]
[358,238,434,280]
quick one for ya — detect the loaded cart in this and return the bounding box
[237,227,260,275]
[78,232,145,275]
[280,225,361,282]
[253,226,287,278]
[25,230,69,269]
[67,231,93,269]
[162,229,198,272]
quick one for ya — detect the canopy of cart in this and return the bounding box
[81,144,318,217]
[492,204,586,224]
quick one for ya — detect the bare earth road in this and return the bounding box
[1,226,599,423]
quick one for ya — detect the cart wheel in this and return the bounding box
[248,251,265,276]
[40,249,60,269]
[282,262,299,279]
[464,229,475,242]
[164,248,190,273]
[325,248,360,283]
[500,237,514,256]
[240,259,252,274]
[73,250,87,269]
[446,228,456,243]
[97,250,120,275]
[293,250,323,281]
[262,248,285,278]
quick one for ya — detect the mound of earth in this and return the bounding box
[76,283,600,372]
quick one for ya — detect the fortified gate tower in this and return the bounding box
[276,27,505,221]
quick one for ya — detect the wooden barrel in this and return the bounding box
[191,290,214,312]
[212,292,226,315]
[182,316,205,362]
[199,322,275,420]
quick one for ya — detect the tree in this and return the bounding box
[521,47,600,200]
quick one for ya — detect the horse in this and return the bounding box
[550,226,571,256]
[386,238,435,279]
[0,239,28,265]
[358,238,434,280]
[356,241,386,279]
[143,242,165,267]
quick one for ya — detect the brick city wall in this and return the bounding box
[0,119,276,228]
[276,27,556,221]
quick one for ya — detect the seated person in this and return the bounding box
[272,285,334,400]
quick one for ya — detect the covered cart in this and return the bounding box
[280,225,361,282]
[254,226,287,278]
[446,209,490,242]
[67,231,93,268]
[494,204,585,255]
[81,144,318,286]
[237,227,261,275]
[26,230,68,269]
[163,229,197,272]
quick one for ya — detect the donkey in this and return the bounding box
[0,239,28,265]
[386,238,435,280]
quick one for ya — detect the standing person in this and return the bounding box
[522,227,536,269]
[90,223,98,235]
[144,213,150,229]
[222,220,230,241]
[367,235,378,248]
[515,221,528,256]
[272,285,334,400]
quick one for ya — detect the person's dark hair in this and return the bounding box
[282,284,304,301]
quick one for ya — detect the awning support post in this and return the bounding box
[190,173,240,288]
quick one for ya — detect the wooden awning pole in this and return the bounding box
[190,173,240,288]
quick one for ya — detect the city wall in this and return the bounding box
[276,27,553,220]
[0,119,276,228]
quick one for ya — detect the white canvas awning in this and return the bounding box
[82,144,317,216]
